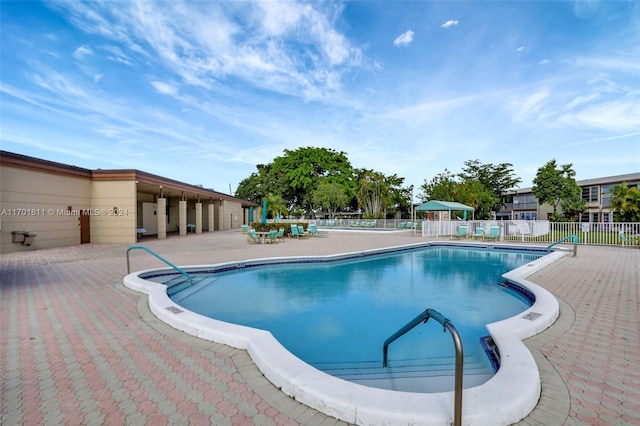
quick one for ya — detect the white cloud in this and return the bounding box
[73,45,93,59]
[539,59,551,65]
[441,20,459,29]
[506,89,551,123]
[516,46,525,52]
[557,97,640,133]
[393,30,414,47]
[150,81,178,95]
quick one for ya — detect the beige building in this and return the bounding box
[0,151,259,253]
[498,172,640,222]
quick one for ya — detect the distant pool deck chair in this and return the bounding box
[485,225,500,241]
[619,230,640,247]
[452,225,468,239]
[309,223,329,238]
[471,227,485,239]
[247,229,260,244]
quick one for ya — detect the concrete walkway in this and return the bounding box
[1,230,638,425]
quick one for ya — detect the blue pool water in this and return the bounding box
[158,246,542,392]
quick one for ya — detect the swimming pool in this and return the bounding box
[124,241,563,425]
[158,246,536,392]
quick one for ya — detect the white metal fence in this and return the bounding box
[263,218,640,246]
[420,220,640,247]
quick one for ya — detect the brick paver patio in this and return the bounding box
[1,230,638,425]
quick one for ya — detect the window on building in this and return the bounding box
[581,186,599,202]
[580,212,590,222]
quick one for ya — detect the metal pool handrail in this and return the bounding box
[126,245,193,285]
[547,235,579,257]
[382,308,464,426]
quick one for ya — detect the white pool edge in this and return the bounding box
[123,242,565,426]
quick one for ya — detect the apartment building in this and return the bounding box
[498,172,640,222]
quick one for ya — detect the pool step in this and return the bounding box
[313,355,494,393]
[164,275,217,298]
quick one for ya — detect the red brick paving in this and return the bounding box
[2,231,639,425]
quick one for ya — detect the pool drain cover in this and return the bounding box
[522,312,542,321]
[166,306,184,314]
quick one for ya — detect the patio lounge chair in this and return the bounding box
[290,224,310,238]
[276,227,285,242]
[265,229,279,244]
[619,231,640,247]
[297,225,311,238]
[247,229,260,244]
[471,227,485,240]
[452,225,467,239]
[485,226,500,241]
[309,224,328,237]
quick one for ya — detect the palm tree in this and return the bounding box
[264,193,288,219]
[609,183,640,222]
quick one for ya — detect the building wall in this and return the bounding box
[0,165,92,253]
[2,151,259,251]
[90,180,137,244]
[218,199,243,230]
[503,173,640,222]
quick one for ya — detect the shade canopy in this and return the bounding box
[415,200,474,212]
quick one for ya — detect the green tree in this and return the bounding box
[235,164,288,205]
[312,180,349,219]
[419,169,458,202]
[235,168,265,204]
[532,160,585,221]
[270,147,355,216]
[458,159,521,219]
[609,182,640,222]
[264,193,288,219]
[354,169,405,219]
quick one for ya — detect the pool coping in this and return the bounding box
[123,241,566,426]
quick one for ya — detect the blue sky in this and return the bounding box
[1,1,639,197]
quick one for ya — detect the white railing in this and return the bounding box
[420,220,640,246]
[253,218,640,246]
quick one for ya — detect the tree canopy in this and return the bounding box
[235,146,617,223]
[532,159,585,221]
[609,182,640,222]
[419,160,520,219]
[235,146,410,219]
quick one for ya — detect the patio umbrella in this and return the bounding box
[249,206,254,223]
[261,200,267,225]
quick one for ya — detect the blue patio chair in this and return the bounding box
[452,225,468,239]
[619,231,640,247]
[247,229,260,244]
[485,226,500,241]
[297,225,311,238]
[265,229,278,244]
[471,227,485,240]
[309,223,329,237]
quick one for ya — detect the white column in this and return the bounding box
[179,200,187,236]
[157,198,166,239]
[208,204,215,232]
[195,203,202,234]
